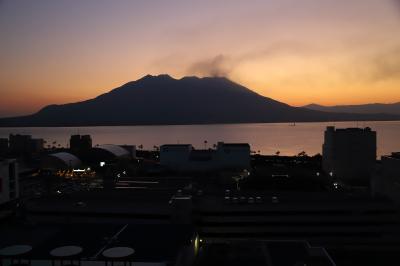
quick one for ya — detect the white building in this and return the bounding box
[371,152,400,203]
[215,142,251,170]
[322,126,376,181]
[160,142,250,172]
[41,152,82,170]
[160,144,193,172]
[0,159,19,205]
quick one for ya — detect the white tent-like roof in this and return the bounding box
[96,144,129,158]
[48,152,81,168]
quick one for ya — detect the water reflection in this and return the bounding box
[0,121,399,157]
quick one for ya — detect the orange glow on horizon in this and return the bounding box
[1,0,400,117]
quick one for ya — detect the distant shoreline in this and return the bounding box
[0,120,399,128]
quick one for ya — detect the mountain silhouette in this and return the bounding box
[1,74,399,126]
[304,102,400,116]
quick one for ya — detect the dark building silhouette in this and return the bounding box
[322,126,376,181]
[9,134,44,155]
[0,138,8,155]
[371,152,400,203]
[9,134,31,154]
[0,159,18,205]
[70,134,92,153]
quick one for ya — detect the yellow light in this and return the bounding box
[194,235,200,256]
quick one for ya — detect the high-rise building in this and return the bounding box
[322,126,376,181]
[70,134,92,153]
[9,134,44,155]
[9,134,31,154]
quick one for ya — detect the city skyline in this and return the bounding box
[1,0,400,117]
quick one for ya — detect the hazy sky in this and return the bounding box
[1,0,400,117]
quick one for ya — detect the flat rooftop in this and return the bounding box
[196,240,335,266]
[0,222,193,262]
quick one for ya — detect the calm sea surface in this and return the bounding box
[0,121,399,158]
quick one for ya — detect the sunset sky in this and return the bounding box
[1,0,400,117]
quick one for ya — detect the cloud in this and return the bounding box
[186,54,234,77]
[371,48,400,81]
[339,45,400,85]
[363,46,400,82]
[186,41,318,77]
[241,42,317,60]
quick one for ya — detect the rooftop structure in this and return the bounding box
[41,152,82,170]
[0,223,194,266]
[197,240,335,266]
[95,144,130,158]
[12,186,400,265]
[160,142,250,172]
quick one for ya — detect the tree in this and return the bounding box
[297,151,307,157]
